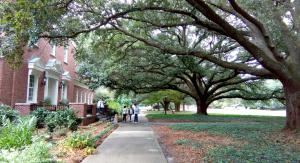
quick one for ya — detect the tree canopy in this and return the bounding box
[75,28,283,114]
[1,0,299,130]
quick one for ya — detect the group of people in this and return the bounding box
[122,103,140,123]
[96,98,140,123]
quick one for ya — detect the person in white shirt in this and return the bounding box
[133,103,140,123]
[122,106,128,122]
[97,98,105,113]
[128,106,134,122]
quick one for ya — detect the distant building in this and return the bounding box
[0,39,94,106]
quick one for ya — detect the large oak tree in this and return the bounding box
[76,30,282,115]
[1,0,299,130]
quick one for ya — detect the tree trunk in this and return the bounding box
[163,101,170,115]
[196,100,208,115]
[283,80,300,131]
[183,104,185,111]
[162,98,171,115]
[175,102,180,112]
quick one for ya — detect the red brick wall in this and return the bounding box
[14,103,32,116]
[0,39,94,106]
[0,60,14,105]
[11,62,29,104]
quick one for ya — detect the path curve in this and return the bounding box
[82,113,168,163]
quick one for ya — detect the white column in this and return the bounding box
[76,90,79,103]
[33,75,39,103]
[44,77,49,99]
[53,80,59,105]
[26,70,32,103]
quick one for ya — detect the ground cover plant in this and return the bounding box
[150,112,300,162]
[0,116,36,149]
[64,132,95,149]
[0,138,53,163]
[0,105,19,126]
[0,105,117,163]
[0,106,54,162]
[52,122,117,162]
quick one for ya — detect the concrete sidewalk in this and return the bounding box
[82,113,168,163]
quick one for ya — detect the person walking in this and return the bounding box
[97,98,105,114]
[122,106,128,122]
[133,103,140,123]
[128,106,134,122]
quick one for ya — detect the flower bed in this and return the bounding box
[0,105,117,163]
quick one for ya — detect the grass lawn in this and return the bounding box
[146,111,285,123]
[149,111,300,162]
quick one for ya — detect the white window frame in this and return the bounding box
[63,46,68,63]
[84,92,87,103]
[27,74,38,103]
[90,93,93,104]
[76,90,79,103]
[51,44,56,56]
[28,75,35,102]
[61,82,68,100]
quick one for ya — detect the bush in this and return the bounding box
[0,105,19,126]
[31,107,49,127]
[0,116,36,149]
[41,97,52,105]
[59,98,69,105]
[64,132,95,149]
[59,108,80,131]
[45,108,80,132]
[0,138,53,162]
[107,100,121,114]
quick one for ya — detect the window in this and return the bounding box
[76,90,79,103]
[61,83,67,100]
[51,44,56,56]
[64,46,68,63]
[28,75,35,102]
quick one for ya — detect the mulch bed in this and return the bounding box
[40,122,118,163]
[152,125,241,163]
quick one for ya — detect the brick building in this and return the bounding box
[0,39,94,107]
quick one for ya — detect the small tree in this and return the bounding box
[142,90,186,114]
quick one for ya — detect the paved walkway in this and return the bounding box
[82,113,168,163]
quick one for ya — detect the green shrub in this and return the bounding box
[107,100,121,114]
[64,132,95,149]
[58,108,80,131]
[41,97,52,105]
[31,107,49,127]
[94,123,114,140]
[45,108,80,132]
[45,112,58,132]
[59,99,69,105]
[53,127,68,137]
[0,105,19,126]
[0,138,53,163]
[0,116,36,149]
